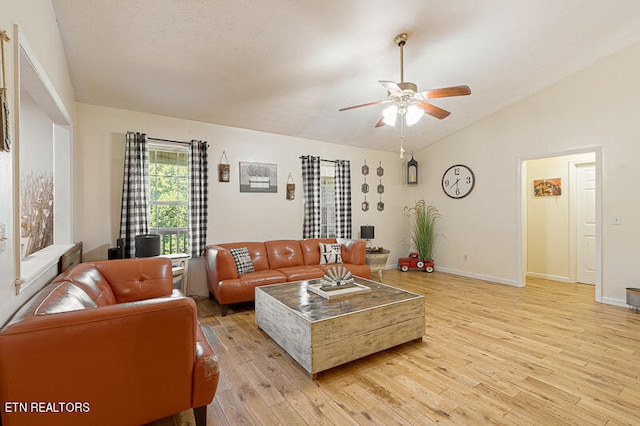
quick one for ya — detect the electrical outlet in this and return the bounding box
[463,254,467,261]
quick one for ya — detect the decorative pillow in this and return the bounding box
[319,242,343,265]
[229,247,255,274]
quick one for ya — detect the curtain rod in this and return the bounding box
[298,155,337,163]
[148,137,209,148]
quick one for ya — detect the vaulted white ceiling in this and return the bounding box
[51,0,640,153]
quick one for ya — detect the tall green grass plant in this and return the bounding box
[405,200,441,260]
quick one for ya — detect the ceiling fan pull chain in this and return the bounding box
[399,118,405,158]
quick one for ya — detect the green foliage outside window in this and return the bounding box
[149,148,189,254]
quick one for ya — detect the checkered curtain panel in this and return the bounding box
[334,160,352,238]
[189,140,208,258]
[119,132,150,258]
[301,155,321,238]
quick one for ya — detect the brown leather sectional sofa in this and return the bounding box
[205,238,370,315]
[0,257,218,426]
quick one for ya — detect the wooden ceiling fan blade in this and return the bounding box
[417,101,451,119]
[418,85,471,100]
[379,80,402,95]
[338,100,385,112]
[374,117,385,128]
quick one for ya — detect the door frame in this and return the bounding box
[517,147,602,302]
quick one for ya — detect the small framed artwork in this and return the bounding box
[218,151,230,182]
[239,162,278,193]
[534,178,562,197]
[218,164,230,182]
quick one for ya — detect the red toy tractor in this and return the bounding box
[397,252,434,273]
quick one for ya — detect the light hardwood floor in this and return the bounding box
[154,270,640,425]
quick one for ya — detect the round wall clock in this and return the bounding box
[442,164,475,199]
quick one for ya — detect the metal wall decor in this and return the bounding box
[361,160,369,175]
[361,178,369,194]
[361,196,369,211]
[362,160,384,212]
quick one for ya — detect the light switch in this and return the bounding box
[612,216,622,225]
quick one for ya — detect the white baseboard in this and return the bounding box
[601,297,628,308]
[434,266,522,287]
[526,272,573,283]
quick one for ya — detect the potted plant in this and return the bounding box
[401,200,441,271]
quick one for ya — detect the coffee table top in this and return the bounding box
[255,277,423,323]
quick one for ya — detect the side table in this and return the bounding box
[365,249,390,281]
[161,253,190,295]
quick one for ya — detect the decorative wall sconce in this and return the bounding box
[286,172,295,200]
[407,155,418,185]
[218,151,230,182]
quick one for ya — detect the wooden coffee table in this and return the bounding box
[255,277,425,378]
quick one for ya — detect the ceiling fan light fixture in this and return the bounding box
[406,105,424,126]
[382,105,398,126]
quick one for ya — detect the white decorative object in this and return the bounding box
[321,265,354,288]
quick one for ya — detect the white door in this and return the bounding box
[576,164,596,284]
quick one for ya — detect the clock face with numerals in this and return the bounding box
[442,165,475,199]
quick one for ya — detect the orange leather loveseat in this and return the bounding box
[205,238,370,315]
[0,257,218,426]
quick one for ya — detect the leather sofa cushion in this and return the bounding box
[93,258,173,303]
[220,242,270,271]
[265,240,304,269]
[275,266,324,282]
[238,270,286,287]
[216,270,286,305]
[300,238,336,265]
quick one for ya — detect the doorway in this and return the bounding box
[520,149,601,301]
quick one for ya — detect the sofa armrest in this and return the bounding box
[0,295,199,425]
[339,239,367,265]
[192,325,219,408]
[205,245,239,287]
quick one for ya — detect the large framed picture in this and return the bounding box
[239,162,277,193]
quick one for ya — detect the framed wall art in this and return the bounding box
[534,178,561,197]
[239,161,278,193]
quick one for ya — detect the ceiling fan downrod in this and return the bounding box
[395,33,408,84]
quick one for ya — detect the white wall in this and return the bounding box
[417,40,640,305]
[19,90,53,173]
[74,103,415,295]
[0,0,76,326]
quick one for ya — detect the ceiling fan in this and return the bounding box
[339,33,471,128]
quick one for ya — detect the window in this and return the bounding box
[320,162,336,238]
[149,146,189,254]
